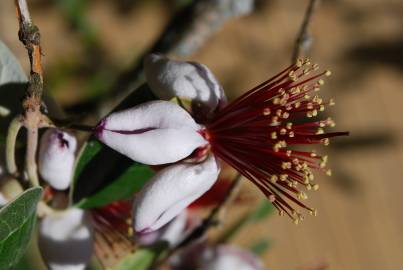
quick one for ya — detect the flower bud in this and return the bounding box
[144,54,227,113]
[38,129,77,190]
[202,245,264,270]
[38,208,94,270]
[133,154,220,233]
[95,100,207,165]
[136,210,188,247]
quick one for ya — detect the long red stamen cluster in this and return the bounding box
[206,59,348,223]
[91,201,134,268]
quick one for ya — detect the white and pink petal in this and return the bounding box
[96,100,207,165]
[133,154,220,233]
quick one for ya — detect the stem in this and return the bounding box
[6,116,23,175]
[26,126,39,186]
[14,0,45,187]
[291,0,320,63]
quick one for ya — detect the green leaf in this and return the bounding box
[247,199,275,223]
[76,161,154,209]
[217,199,274,243]
[112,245,166,270]
[250,238,271,256]
[71,84,156,207]
[0,187,42,269]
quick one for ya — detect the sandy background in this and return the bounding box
[1,0,403,269]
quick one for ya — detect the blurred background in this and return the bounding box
[1,0,402,269]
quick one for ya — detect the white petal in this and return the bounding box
[136,210,188,247]
[133,155,220,232]
[38,129,77,190]
[144,54,226,111]
[97,100,207,165]
[39,208,94,270]
[202,245,264,270]
[0,192,7,207]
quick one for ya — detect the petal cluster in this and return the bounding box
[133,154,220,232]
[144,54,226,120]
[38,208,94,270]
[38,129,77,190]
[96,100,206,165]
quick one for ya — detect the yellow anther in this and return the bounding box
[280,128,287,135]
[313,184,319,191]
[282,162,292,170]
[296,58,303,67]
[270,175,278,183]
[309,209,318,216]
[271,132,277,140]
[326,169,332,176]
[286,122,293,129]
[316,128,324,135]
[325,70,332,76]
[289,131,295,137]
[263,108,271,115]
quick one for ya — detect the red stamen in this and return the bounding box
[205,59,348,222]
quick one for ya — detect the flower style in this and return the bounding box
[38,208,94,270]
[38,129,77,190]
[96,54,347,231]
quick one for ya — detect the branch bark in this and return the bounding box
[291,0,320,63]
[14,0,47,186]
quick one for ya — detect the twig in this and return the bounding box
[14,0,47,186]
[155,173,243,267]
[95,0,254,117]
[6,116,23,175]
[291,0,320,63]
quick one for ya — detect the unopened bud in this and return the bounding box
[38,129,77,190]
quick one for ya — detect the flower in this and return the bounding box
[95,100,206,165]
[133,154,220,233]
[38,129,77,190]
[96,56,347,229]
[201,245,264,270]
[136,210,188,247]
[38,208,94,270]
[144,54,226,121]
[170,243,264,270]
